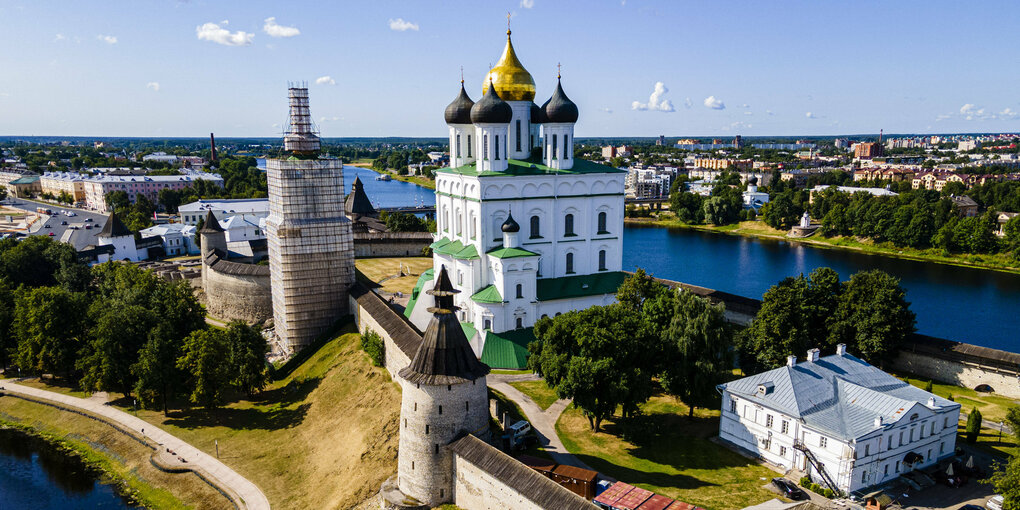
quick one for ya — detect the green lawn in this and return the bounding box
[509,379,559,411]
[556,395,777,510]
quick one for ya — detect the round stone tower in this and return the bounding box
[396,265,491,507]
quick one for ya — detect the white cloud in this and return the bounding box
[196,21,254,46]
[725,121,752,131]
[684,97,692,109]
[599,107,613,114]
[97,34,117,44]
[520,0,535,8]
[631,82,675,112]
[319,116,341,122]
[744,111,753,116]
[315,76,336,86]
[263,17,300,38]
[1000,108,1018,120]
[805,112,817,119]
[703,95,725,110]
[959,103,977,115]
[54,33,66,41]
[146,82,160,92]
[389,18,419,31]
[935,114,952,122]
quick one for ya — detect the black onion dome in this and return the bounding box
[444,83,475,125]
[748,175,759,186]
[543,79,578,123]
[501,212,520,233]
[470,81,513,124]
[530,102,546,124]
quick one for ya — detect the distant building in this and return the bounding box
[950,195,979,217]
[958,140,980,151]
[853,142,882,159]
[717,346,960,495]
[601,145,633,159]
[733,135,743,148]
[834,138,850,149]
[693,158,752,171]
[911,171,965,192]
[853,167,916,183]
[40,172,86,203]
[808,185,897,203]
[742,177,769,210]
[142,152,180,164]
[997,212,1019,237]
[81,171,223,212]
[656,135,666,146]
[140,222,198,257]
[179,198,270,226]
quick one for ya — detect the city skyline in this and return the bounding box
[1,0,1019,137]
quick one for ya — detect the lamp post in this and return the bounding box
[215,439,219,458]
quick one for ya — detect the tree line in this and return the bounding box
[527,267,915,432]
[0,236,267,414]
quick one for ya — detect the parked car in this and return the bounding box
[47,232,54,236]
[43,223,50,228]
[987,495,1004,510]
[85,217,93,222]
[60,220,67,225]
[771,478,805,500]
[85,225,91,230]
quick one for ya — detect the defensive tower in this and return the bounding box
[265,85,355,351]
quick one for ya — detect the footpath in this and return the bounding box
[0,380,271,510]
[487,373,604,476]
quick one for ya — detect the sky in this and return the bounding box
[1,0,1019,138]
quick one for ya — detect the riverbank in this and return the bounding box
[0,397,229,509]
[625,216,1020,275]
[347,162,436,190]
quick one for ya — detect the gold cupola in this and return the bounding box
[483,29,536,102]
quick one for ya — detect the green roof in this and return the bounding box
[461,321,477,341]
[403,268,434,319]
[481,328,536,369]
[470,284,504,304]
[429,238,451,250]
[9,176,39,184]
[453,243,480,260]
[535,271,627,302]
[437,156,626,178]
[486,246,539,259]
[434,239,464,255]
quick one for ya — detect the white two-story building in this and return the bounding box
[717,346,960,495]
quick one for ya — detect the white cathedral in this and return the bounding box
[405,27,627,367]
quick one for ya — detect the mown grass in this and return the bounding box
[556,395,777,510]
[509,380,560,411]
[8,325,403,510]
[356,257,433,295]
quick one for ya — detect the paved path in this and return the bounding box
[487,373,604,476]
[0,381,270,510]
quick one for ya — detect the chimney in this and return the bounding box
[807,348,820,363]
[209,132,217,162]
[787,355,797,367]
[928,397,937,408]
[874,416,883,428]
[836,343,847,356]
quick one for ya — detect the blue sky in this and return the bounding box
[1,0,1018,138]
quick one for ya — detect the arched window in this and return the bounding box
[516,283,523,299]
[564,214,574,236]
[563,135,570,159]
[597,211,608,233]
[467,135,472,157]
[516,120,522,152]
[565,252,574,274]
[456,134,461,158]
[599,250,607,271]
[530,215,541,238]
[484,318,491,330]
[495,135,500,160]
[483,135,488,160]
[552,134,558,159]
[516,317,523,329]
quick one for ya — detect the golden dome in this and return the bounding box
[483,30,535,102]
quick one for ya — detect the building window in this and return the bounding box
[425,425,429,434]
[516,317,523,329]
[516,284,523,299]
[440,488,444,499]
[516,120,521,152]
[530,215,541,238]
[456,134,461,158]
[597,211,608,233]
[467,135,472,157]
[466,401,470,411]
[862,471,867,484]
[819,436,827,448]
[931,422,936,435]
[457,271,463,285]
[483,135,488,160]
[565,252,574,274]
[530,134,534,148]
[564,135,570,159]
[484,319,491,330]
[495,135,500,160]
[435,444,439,454]
[564,214,574,236]
[944,417,949,428]
[414,402,417,411]
[730,399,737,413]
[781,421,789,435]
[766,415,774,429]
[927,449,932,461]
[884,464,889,476]
[895,461,900,473]
[864,444,870,456]
[438,405,443,415]
[598,250,607,271]
[780,446,787,458]
[552,134,558,159]
[940,442,944,454]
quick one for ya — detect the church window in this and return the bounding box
[597,211,608,233]
[598,250,607,271]
[465,401,470,411]
[412,461,415,470]
[440,488,444,498]
[484,318,491,330]
[457,271,463,285]
[516,284,523,299]
[530,215,541,238]
[483,135,488,160]
[564,135,570,159]
[566,252,574,274]
[435,444,439,454]
[495,135,500,160]
[448,385,452,391]
[552,134,558,159]
[931,422,936,435]
[467,135,472,157]
[456,134,461,158]
[425,425,429,434]
[438,405,443,415]
[516,317,523,329]
[414,402,417,411]
[516,120,521,152]
[865,444,870,456]
[564,214,575,236]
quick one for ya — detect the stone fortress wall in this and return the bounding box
[201,256,273,324]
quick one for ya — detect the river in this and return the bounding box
[622,224,1020,353]
[0,427,138,509]
[262,162,1017,353]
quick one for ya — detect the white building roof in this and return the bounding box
[179,198,269,215]
[718,351,959,442]
[140,223,195,237]
[810,185,897,197]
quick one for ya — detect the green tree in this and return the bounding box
[0,279,13,370]
[133,323,187,415]
[529,304,658,431]
[989,455,1020,510]
[703,196,739,225]
[659,290,732,418]
[225,321,268,396]
[12,286,87,378]
[1006,406,1020,444]
[0,186,7,201]
[384,212,430,232]
[177,329,231,409]
[669,192,705,224]
[965,407,982,443]
[828,270,915,364]
[78,305,156,397]
[761,190,802,230]
[0,235,89,290]
[615,268,664,312]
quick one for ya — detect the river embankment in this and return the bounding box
[625,216,1020,275]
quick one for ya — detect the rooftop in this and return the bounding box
[179,198,269,214]
[535,271,627,302]
[437,156,626,178]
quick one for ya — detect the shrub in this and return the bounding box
[809,482,821,493]
[361,329,385,367]
[799,476,811,488]
[947,393,954,402]
[965,407,982,443]
[822,488,834,498]
[924,380,933,392]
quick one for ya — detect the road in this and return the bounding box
[2,197,111,250]
[0,380,271,510]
